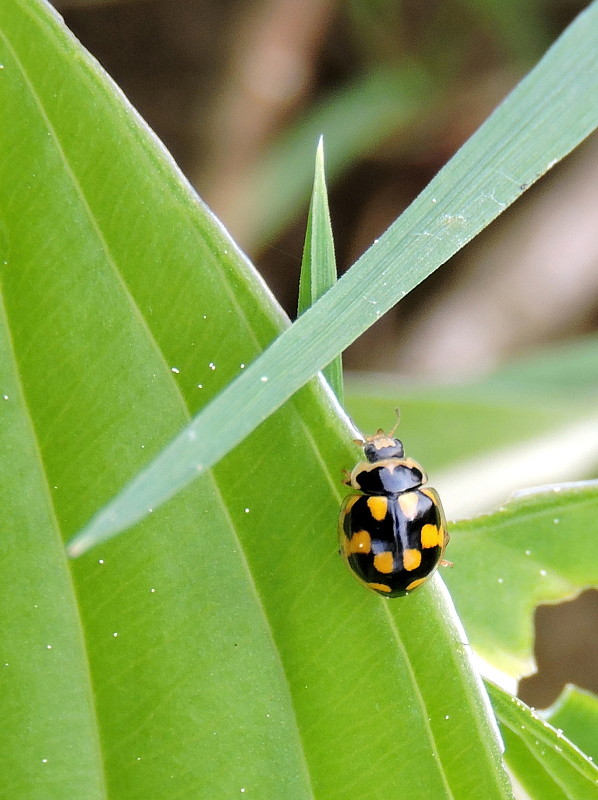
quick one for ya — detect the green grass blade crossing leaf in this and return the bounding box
[298,138,343,402]
[69,0,598,555]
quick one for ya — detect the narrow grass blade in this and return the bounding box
[298,138,343,402]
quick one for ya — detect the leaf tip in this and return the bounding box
[66,533,90,559]
[316,134,325,164]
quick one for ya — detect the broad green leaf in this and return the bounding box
[543,685,598,764]
[0,299,105,799]
[487,682,598,800]
[0,2,513,798]
[69,0,598,554]
[444,485,598,678]
[298,138,342,401]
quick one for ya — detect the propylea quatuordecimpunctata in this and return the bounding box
[339,419,449,597]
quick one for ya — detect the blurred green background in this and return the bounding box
[51,0,597,709]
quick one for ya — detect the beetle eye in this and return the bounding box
[364,443,378,462]
[391,439,404,458]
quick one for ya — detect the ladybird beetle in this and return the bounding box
[339,421,449,597]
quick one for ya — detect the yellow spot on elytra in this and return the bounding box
[347,529,371,555]
[373,551,394,574]
[405,577,427,591]
[403,548,422,571]
[367,496,388,520]
[398,491,419,519]
[367,582,392,593]
[421,523,442,548]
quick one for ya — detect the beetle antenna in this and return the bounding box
[389,408,401,437]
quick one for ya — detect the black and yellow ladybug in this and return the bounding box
[339,423,449,597]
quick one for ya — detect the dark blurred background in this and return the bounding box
[51,0,597,709]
